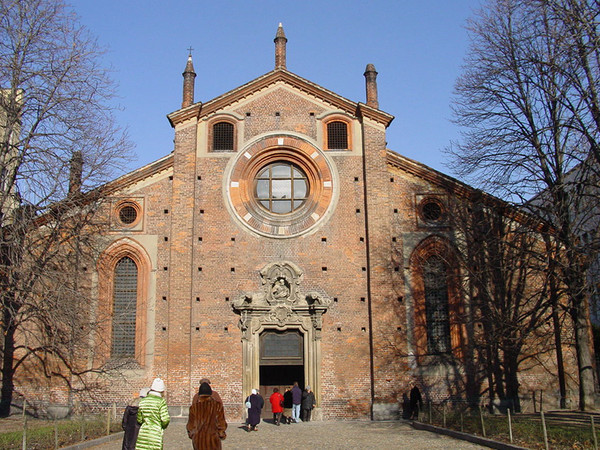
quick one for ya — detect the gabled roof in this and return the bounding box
[97,153,173,196]
[387,150,549,231]
[167,68,394,128]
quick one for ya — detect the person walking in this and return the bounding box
[409,382,423,420]
[136,378,170,449]
[291,382,302,423]
[186,382,227,449]
[269,387,284,425]
[245,389,264,431]
[121,388,149,450]
[191,378,223,406]
[301,386,316,422]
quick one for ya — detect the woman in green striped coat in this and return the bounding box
[136,378,170,449]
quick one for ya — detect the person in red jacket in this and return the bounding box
[269,387,284,426]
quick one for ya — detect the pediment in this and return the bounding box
[168,69,393,128]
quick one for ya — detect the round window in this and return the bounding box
[226,135,337,238]
[255,162,308,214]
[117,203,139,226]
[419,198,445,224]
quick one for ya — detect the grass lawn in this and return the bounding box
[0,414,121,449]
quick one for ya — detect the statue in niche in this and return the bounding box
[262,262,302,305]
[271,277,290,301]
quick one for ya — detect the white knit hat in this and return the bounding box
[151,378,165,392]
[251,389,257,395]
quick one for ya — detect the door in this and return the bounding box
[259,330,304,413]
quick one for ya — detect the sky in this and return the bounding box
[74,0,483,176]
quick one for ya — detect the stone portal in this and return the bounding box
[231,261,331,417]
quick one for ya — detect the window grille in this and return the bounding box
[213,122,234,151]
[422,201,442,222]
[111,257,138,357]
[327,121,348,149]
[423,256,451,354]
[119,205,137,224]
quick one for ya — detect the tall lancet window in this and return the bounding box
[111,256,138,357]
[423,255,451,354]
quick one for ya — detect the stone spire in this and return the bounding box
[364,63,379,109]
[274,23,287,70]
[182,50,196,108]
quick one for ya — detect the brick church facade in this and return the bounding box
[62,25,573,420]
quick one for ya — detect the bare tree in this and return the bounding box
[0,0,132,416]
[449,0,600,410]
[451,196,560,412]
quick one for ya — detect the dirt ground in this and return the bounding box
[0,415,55,433]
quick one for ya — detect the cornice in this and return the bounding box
[356,102,394,127]
[167,103,202,128]
[167,69,395,128]
[99,153,174,195]
[386,150,548,231]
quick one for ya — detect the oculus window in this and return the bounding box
[118,205,137,224]
[226,135,336,238]
[255,162,308,214]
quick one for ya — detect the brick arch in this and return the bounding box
[96,238,151,366]
[409,235,464,363]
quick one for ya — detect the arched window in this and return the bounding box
[423,256,451,354]
[212,122,234,151]
[326,121,348,150]
[111,256,138,357]
[411,236,463,362]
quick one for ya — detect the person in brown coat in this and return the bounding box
[191,377,223,405]
[187,382,227,449]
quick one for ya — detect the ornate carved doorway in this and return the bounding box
[232,261,331,415]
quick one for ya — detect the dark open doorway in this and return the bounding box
[258,330,304,413]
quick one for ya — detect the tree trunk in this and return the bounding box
[572,292,596,410]
[0,313,16,417]
[504,350,521,413]
[552,302,567,409]
[547,237,567,409]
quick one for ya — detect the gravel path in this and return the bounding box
[85,419,486,449]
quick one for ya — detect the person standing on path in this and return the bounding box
[136,378,170,449]
[121,388,149,450]
[186,382,227,449]
[291,382,302,423]
[269,387,284,425]
[301,386,316,422]
[282,386,293,424]
[245,389,264,431]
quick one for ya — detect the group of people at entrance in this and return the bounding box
[121,377,318,448]
[121,377,226,450]
[245,382,316,430]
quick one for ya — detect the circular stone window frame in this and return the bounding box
[114,200,142,229]
[225,135,338,238]
[418,196,447,225]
